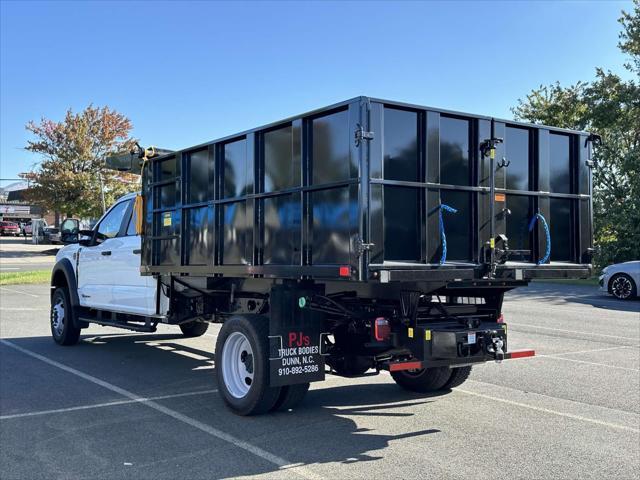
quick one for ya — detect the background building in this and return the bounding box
[0,181,54,225]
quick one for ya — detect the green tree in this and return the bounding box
[22,105,139,220]
[512,1,640,268]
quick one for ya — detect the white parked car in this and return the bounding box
[599,261,640,300]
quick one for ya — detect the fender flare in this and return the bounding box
[50,258,80,308]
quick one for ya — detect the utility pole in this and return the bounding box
[98,171,106,214]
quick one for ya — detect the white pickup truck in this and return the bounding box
[50,192,206,346]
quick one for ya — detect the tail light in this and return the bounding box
[497,313,504,323]
[374,317,391,342]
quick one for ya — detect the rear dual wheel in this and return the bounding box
[273,383,310,412]
[215,316,308,415]
[391,366,472,393]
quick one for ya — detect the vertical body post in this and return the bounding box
[481,120,503,278]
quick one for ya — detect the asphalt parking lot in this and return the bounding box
[0,238,56,272]
[0,282,638,479]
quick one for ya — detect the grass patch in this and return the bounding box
[0,270,50,285]
[533,277,600,287]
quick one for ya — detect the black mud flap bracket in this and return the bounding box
[268,284,328,387]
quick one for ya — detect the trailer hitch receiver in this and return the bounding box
[488,336,505,363]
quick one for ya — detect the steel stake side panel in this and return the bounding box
[140,96,593,282]
[367,99,593,281]
[143,98,366,280]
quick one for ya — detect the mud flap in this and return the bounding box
[268,284,327,387]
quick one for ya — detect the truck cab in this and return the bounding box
[51,193,209,346]
[54,193,153,314]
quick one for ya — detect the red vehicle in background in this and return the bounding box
[0,221,21,236]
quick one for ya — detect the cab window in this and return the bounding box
[126,206,139,236]
[96,201,130,239]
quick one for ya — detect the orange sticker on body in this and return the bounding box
[494,193,506,202]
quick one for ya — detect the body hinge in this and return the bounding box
[354,235,375,257]
[355,124,374,147]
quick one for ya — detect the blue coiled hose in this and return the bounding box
[439,204,458,265]
[528,213,551,265]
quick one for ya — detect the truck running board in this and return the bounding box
[78,317,157,333]
[384,349,536,372]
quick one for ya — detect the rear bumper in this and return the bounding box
[384,349,536,372]
[379,322,535,372]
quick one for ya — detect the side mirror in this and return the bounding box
[61,218,79,235]
[60,218,80,244]
[78,229,95,246]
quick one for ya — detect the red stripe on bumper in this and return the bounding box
[507,349,536,359]
[389,361,423,372]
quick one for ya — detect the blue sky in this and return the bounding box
[0,0,633,184]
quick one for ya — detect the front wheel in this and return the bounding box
[391,366,451,393]
[610,273,637,300]
[50,287,80,346]
[215,316,281,415]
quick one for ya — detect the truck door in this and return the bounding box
[108,206,156,316]
[77,200,131,310]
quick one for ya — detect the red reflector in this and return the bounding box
[389,361,423,372]
[497,314,504,323]
[339,266,351,277]
[374,317,391,342]
[508,349,536,359]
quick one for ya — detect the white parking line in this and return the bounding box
[0,308,48,311]
[535,354,640,372]
[554,345,640,356]
[469,378,640,418]
[507,322,640,341]
[0,286,41,298]
[0,389,218,420]
[533,345,640,371]
[454,388,639,433]
[0,339,322,480]
[485,344,640,371]
[508,296,634,309]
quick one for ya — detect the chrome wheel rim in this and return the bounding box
[51,297,65,337]
[221,332,254,399]
[612,276,632,299]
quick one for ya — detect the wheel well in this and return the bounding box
[51,270,68,297]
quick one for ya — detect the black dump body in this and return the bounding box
[137,96,594,284]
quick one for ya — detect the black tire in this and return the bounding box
[609,273,637,300]
[215,316,281,416]
[50,287,80,346]
[271,383,310,412]
[442,366,473,389]
[391,366,451,393]
[179,321,209,337]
